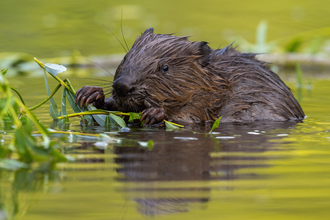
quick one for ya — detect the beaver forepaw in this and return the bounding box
[141,107,167,126]
[75,86,105,108]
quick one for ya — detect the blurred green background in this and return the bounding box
[1,0,330,58]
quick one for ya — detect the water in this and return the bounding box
[1,0,330,219]
[1,73,330,220]
[1,0,330,57]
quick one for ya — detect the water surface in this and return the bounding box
[1,74,330,220]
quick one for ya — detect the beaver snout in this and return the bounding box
[113,77,135,96]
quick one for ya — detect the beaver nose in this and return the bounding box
[113,78,135,96]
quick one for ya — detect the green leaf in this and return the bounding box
[43,70,59,119]
[14,128,34,162]
[87,105,108,126]
[49,141,67,163]
[44,63,67,76]
[0,159,30,170]
[60,86,67,116]
[20,116,33,134]
[0,96,15,118]
[209,116,222,134]
[128,112,141,122]
[147,140,154,150]
[164,120,184,129]
[23,109,51,148]
[256,20,267,46]
[65,89,93,125]
[1,68,8,76]
[285,38,302,53]
[105,115,111,127]
[109,113,126,128]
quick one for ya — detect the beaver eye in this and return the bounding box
[162,65,169,73]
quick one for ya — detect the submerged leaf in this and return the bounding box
[209,116,222,134]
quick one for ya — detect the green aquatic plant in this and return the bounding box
[33,58,184,129]
[0,58,185,166]
[232,21,277,53]
[232,20,330,54]
[209,116,222,134]
[0,68,67,168]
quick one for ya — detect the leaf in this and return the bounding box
[138,140,154,150]
[87,105,108,126]
[14,128,34,162]
[109,113,126,128]
[209,116,222,134]
[1,68,8,76]
[105,115,111,127]
[128,112,141,122]
[50,147,67,163]
[285,38,302,53]
[60,86,67,116]
[147,140,154,150]
[65,89,93,125]
[20,116,33,134]
[44,63,67,76]
[23,109,51,148]
[43,70,59,119]
[256,20,267,46]
[164,120,184,129]
[0,159,30,170]
[0,96,15,118]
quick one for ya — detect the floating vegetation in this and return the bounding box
[209,116,222,134]
[0,68,67,168]
[0,58,187,166]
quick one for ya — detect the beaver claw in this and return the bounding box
[75,86,105,108]
[141,107,167,126]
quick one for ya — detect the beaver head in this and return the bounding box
[111,28,230,122]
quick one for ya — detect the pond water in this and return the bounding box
[1,0,330,219]
[1,71,330,220]
[1,0,330,57]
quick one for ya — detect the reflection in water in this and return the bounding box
[112,121,300,216]
[0,121,302,219]
[0,164,61,220]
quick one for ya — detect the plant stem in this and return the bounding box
[63,78,76,94]
[57,111,130,120]
[28,84,62,111]
[47,70,72,93]
[10,87,26,106]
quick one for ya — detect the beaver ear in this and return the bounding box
[196,41,212,67]
[142,27,154,35]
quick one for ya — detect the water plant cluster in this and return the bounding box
[232,20,330,55]
[0,59,189,168]
[0,68,66,169]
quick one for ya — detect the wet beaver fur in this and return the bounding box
[76,28,305,126]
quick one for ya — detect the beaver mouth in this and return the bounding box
[113,93,150,113]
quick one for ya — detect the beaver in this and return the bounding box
[76,28,305,126]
